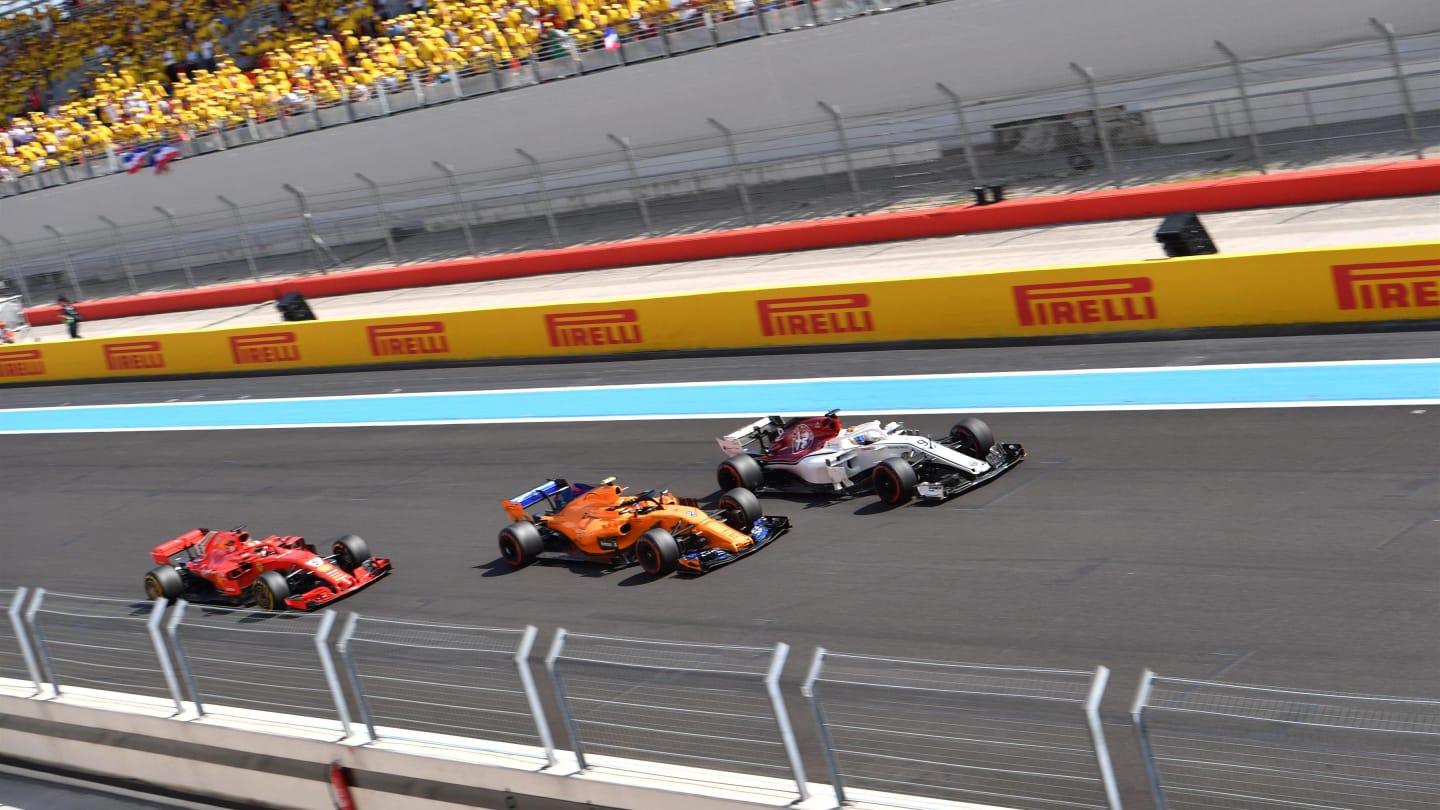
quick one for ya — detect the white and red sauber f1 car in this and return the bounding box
[716,410,1025,506]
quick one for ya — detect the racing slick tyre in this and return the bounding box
[718,488,763,532]
[332,534,372,573]
[636,529,680,576]
[717,454,764,493]
[143,566,186,601]
[949,417,995,459]
[873,458,919,506]
[499,521,544,568]
[252,570,292,611]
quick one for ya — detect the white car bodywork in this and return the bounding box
[717,417,992,497]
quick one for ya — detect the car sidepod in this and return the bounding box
[677,516,791,573]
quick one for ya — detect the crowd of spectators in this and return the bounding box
[0,0,756,180]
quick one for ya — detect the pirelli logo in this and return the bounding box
[757,294,875,337]
[230,332,301,365]
[1013,277,1157,327]
[104,340,166,371]
[545,309,642,347]
[1333,260,1440,311]
[367,322,450,357]
[0,348,45,378]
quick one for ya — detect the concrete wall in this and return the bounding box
[0,0,1435,237]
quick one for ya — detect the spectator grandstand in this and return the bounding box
[0,0,741,181]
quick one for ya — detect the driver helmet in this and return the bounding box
[854,433,870,445]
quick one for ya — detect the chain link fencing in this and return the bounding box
[1133,671,1440,810]
[2,16,1440,307]
[804,648,1120,810]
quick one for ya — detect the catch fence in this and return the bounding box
[2,16,1440,306]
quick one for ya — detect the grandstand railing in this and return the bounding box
[2,15,1440,305]
[4,586,1438,808]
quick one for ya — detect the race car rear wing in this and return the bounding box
[502,476,614,521]
[717,416,780,456]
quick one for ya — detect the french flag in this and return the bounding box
[604,28,620,50]
[121,146,151,174]
[152,144,181,174]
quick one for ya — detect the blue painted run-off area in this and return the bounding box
[1,361,1437,432]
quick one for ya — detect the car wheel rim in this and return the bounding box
[719,467,738,490]
[876,470,897,503]
[501,537,519,565]
[145,578,160,600]
[638,543,657,573]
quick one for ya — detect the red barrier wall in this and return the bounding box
[25,157,1440,326]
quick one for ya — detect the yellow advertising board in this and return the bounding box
[3,242,1437,385]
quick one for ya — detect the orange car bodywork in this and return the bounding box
[503,481,758,570]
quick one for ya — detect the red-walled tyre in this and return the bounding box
[872,458,918,506]
[636,529,679,576]
[499,522,544,568]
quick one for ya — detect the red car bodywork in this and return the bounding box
[148,528,391,611]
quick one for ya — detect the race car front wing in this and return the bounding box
[678,516,791,573]
[916,442,1027,500]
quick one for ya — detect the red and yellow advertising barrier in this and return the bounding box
[4,242,1438,385]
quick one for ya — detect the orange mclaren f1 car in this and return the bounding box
[497,477,790,575]
[143,527,392,611]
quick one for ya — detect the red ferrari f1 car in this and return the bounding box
[143,527,392,611]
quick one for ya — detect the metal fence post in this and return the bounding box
[817,100,862,208]
[143,597,186,715]
[216,195,261,282]
[21,587,55,695]
[1084,665,1123,810]
[354,174,400,263]
[0,235,30,300]
[1215,40,1267,174]
[310,96,324,131]
[411,72,428,107]
[98,215,139,294]
[1070,64,1120,187]
[707,117,754,224]
[434,161,478,255]
[607,133,653,235]
[765,642,809,801]
[154,206,198,287]
[335,612,375,743]
[449,69,464,101]
[375,81,391,116]
[801,646,845,804]
[41,225,84,299]
[6,587,45,695]
[516,148,561,246]
[544,629,586,769]
[282,183,337,272]
[1130,669,1167,810]
[1370,18,1424,159]
[514,625,557,767]
[165,600,204,716]
[935,82,985,187]
[312,610,353,734]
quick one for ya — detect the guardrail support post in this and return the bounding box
[216,195,262,282]
[154,206,198,287]
[335,612,375,743]
[707,117,755,224]
[515,625,557,767]
[1130,669,1167,810]
[434,161,478,255]
[354,174,400,264]
[1371,18,1424,159]
[21,588,56,697]
[544,629,586,769]
[801,646,845,804]
[98,215,139,294]
[936,82,986,187]
[282,183,338,272]
[165,600,204,716]
[144,597,186,715]
[516,149,561,246]
[6,588,44,696]
[1069,64,1120,187]
[41,225,84,299]
[1084,665,1123,810]
[766,642,809,801]
[817,101,862,209]
[1215,40,1267,174]
[607,133,653,235]
[313,611,353,735]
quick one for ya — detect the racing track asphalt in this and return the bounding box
[2,333,1437,808]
